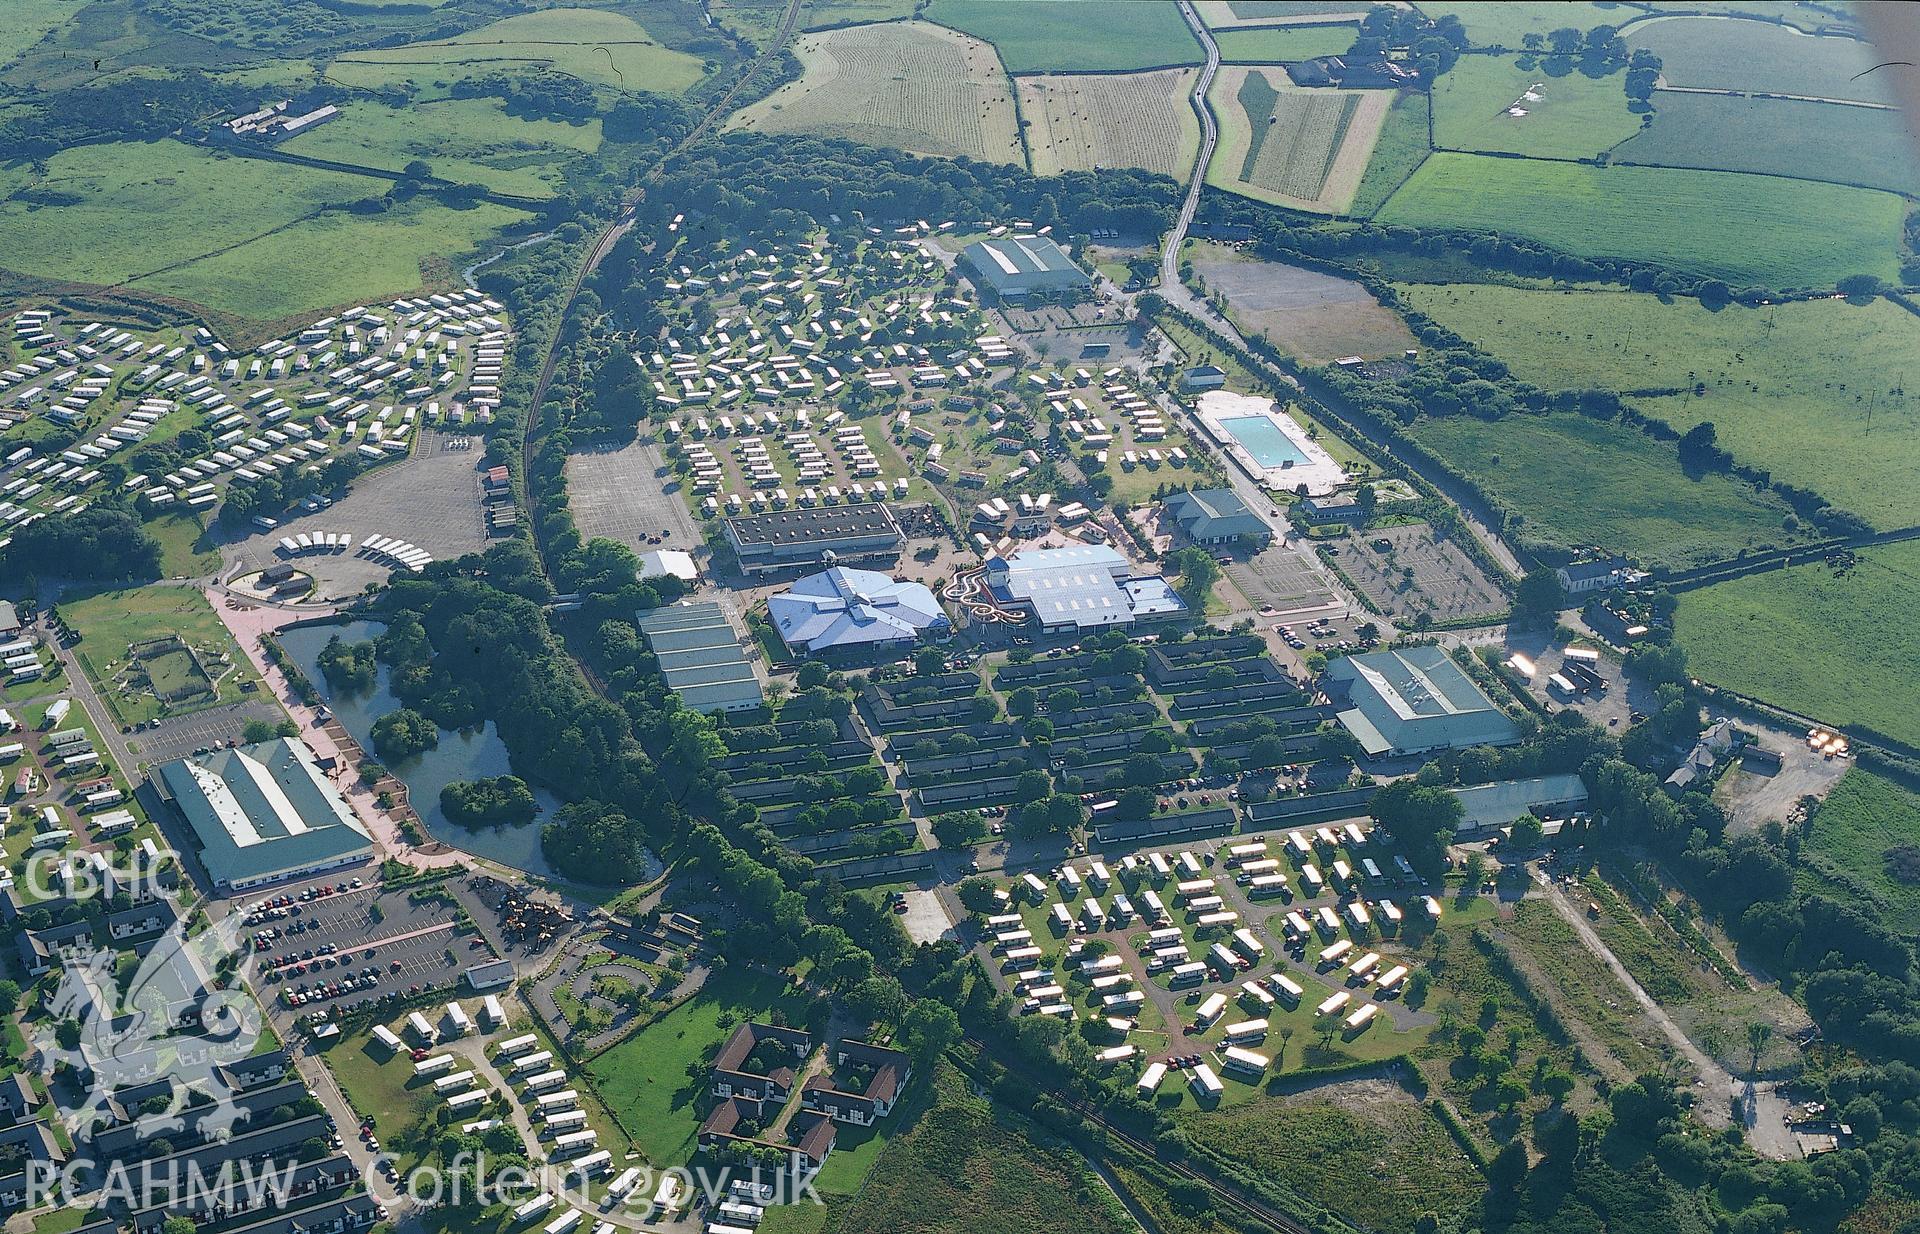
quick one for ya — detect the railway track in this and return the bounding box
[517,0,807,584]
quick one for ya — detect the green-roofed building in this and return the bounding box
[958,236,1092,305]
[154,738,374,892]
[1325,646,1520,758]
[637,601,765,715]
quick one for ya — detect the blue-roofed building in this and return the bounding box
[768,567,949,657]
[984,543,1186,633]
[1324,646,1520,757]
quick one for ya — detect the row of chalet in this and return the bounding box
[698,1023,912,1168]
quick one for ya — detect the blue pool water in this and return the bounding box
[1219,414,1309,469]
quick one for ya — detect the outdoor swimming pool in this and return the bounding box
[1219,414,1311,470]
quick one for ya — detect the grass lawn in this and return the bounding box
[1390,285,1920,529]
[1347,89,1430,218]
[1797,768,1920,934]
[1177,1084,1482,1234]
[0,0,77,63]
[1214,23,1356,61]
[1407,411,1805,570]
[131,196,532,323]
[61,585,265,727]
[829,1061,1134,1234]
[584,966,813,1166]
[1376,152,1907,288]
[1507,899,1671,1076]
[281,98,603,200]
[925,0,1202,72]
[1674,540,1920,750]
[328,8,708,96]
[804,0,917,27]
[810,1058,935,1197]
[147,511,221,578]
[1431,54,1639,160]
[0,140,385,290]
[322,1029,445,1175]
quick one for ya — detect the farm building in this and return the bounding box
[1324,646,1520,757]
[636,601,763,714]
[984,542,1185,633]
[153,739,373,891]
[1557,554,1642,596]
[958,237,1093,305]
[767,566,949,657]
[1162,488,1271,547]
[1449,774,1589,836]
[723,504,904,576]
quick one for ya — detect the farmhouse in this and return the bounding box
[1557,555,1641,596]
[153,738,373,892]
[724,504,904,576]
[984,542,1186,633]
[636,601,763,714]
[1325,646,1520,757]
[801,1040,912,1126]
[958,237,1093,305]
[1162,488,1271,548]
[767,566,949,657]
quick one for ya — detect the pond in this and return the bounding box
[276,618,568,878]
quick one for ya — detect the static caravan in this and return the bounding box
[407,1010,436,1044]
[1376,965,1410,994]
[432,1069,476,1092]
[1137,1062,1168,1096]
[1269,973,1304,1005]
[371,1025,404,1052]
[446,1090,488,1112]
[1195,992,1228,1027]
[1220,1046,1268,1077]
[1318,939,1353,968]
[1345,1003,1379,1032]
[1223,1018,1268,1044]
[496,1033,539,1057]
[1231,928,1265,960]
[514,1194,554,1224]
[1317,990,1351,1017]
[1189,1063,1224,1099]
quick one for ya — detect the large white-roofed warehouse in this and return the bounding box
[1324,646,1520,758]
[958,236,1093,305]
[153,738,374,892]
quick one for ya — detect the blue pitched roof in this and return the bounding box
[769,567,948,653]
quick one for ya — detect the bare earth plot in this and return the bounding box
[1186,239,1415,364]
[728,21,1023,165]
[1205,64,1391,212]
[1017,69,1200,178]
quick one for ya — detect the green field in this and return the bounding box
[63,585,267,726]
[1414,2,1634,47]
[146,512,222,578]
[281,98,603,200]
[1347,89,1430,217]
[925,0,1202,72]
[1431,55,1639,159]
[1674,541,1920,749]
[0,140,384,289]
[132,197,531,322]
[1626,16,1891,105]
[1214,23,1356,61]
[0,0,80,63]
[1179,1088,1482,1234]
[1377,152,1906,288]
[329,8,708,96]
[1408,411,1802,569]
[1797,768,1920,934]
[803,0,917,27]
[1615,92,1920,197]
[584,967,812,1167]
[1391,285,1920,529]
[827,1062,1132,1234]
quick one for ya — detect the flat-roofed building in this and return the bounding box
[723,504,903,576]
[636,601,763,714]
[154,739,373,892]
[984,542,1185,633]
